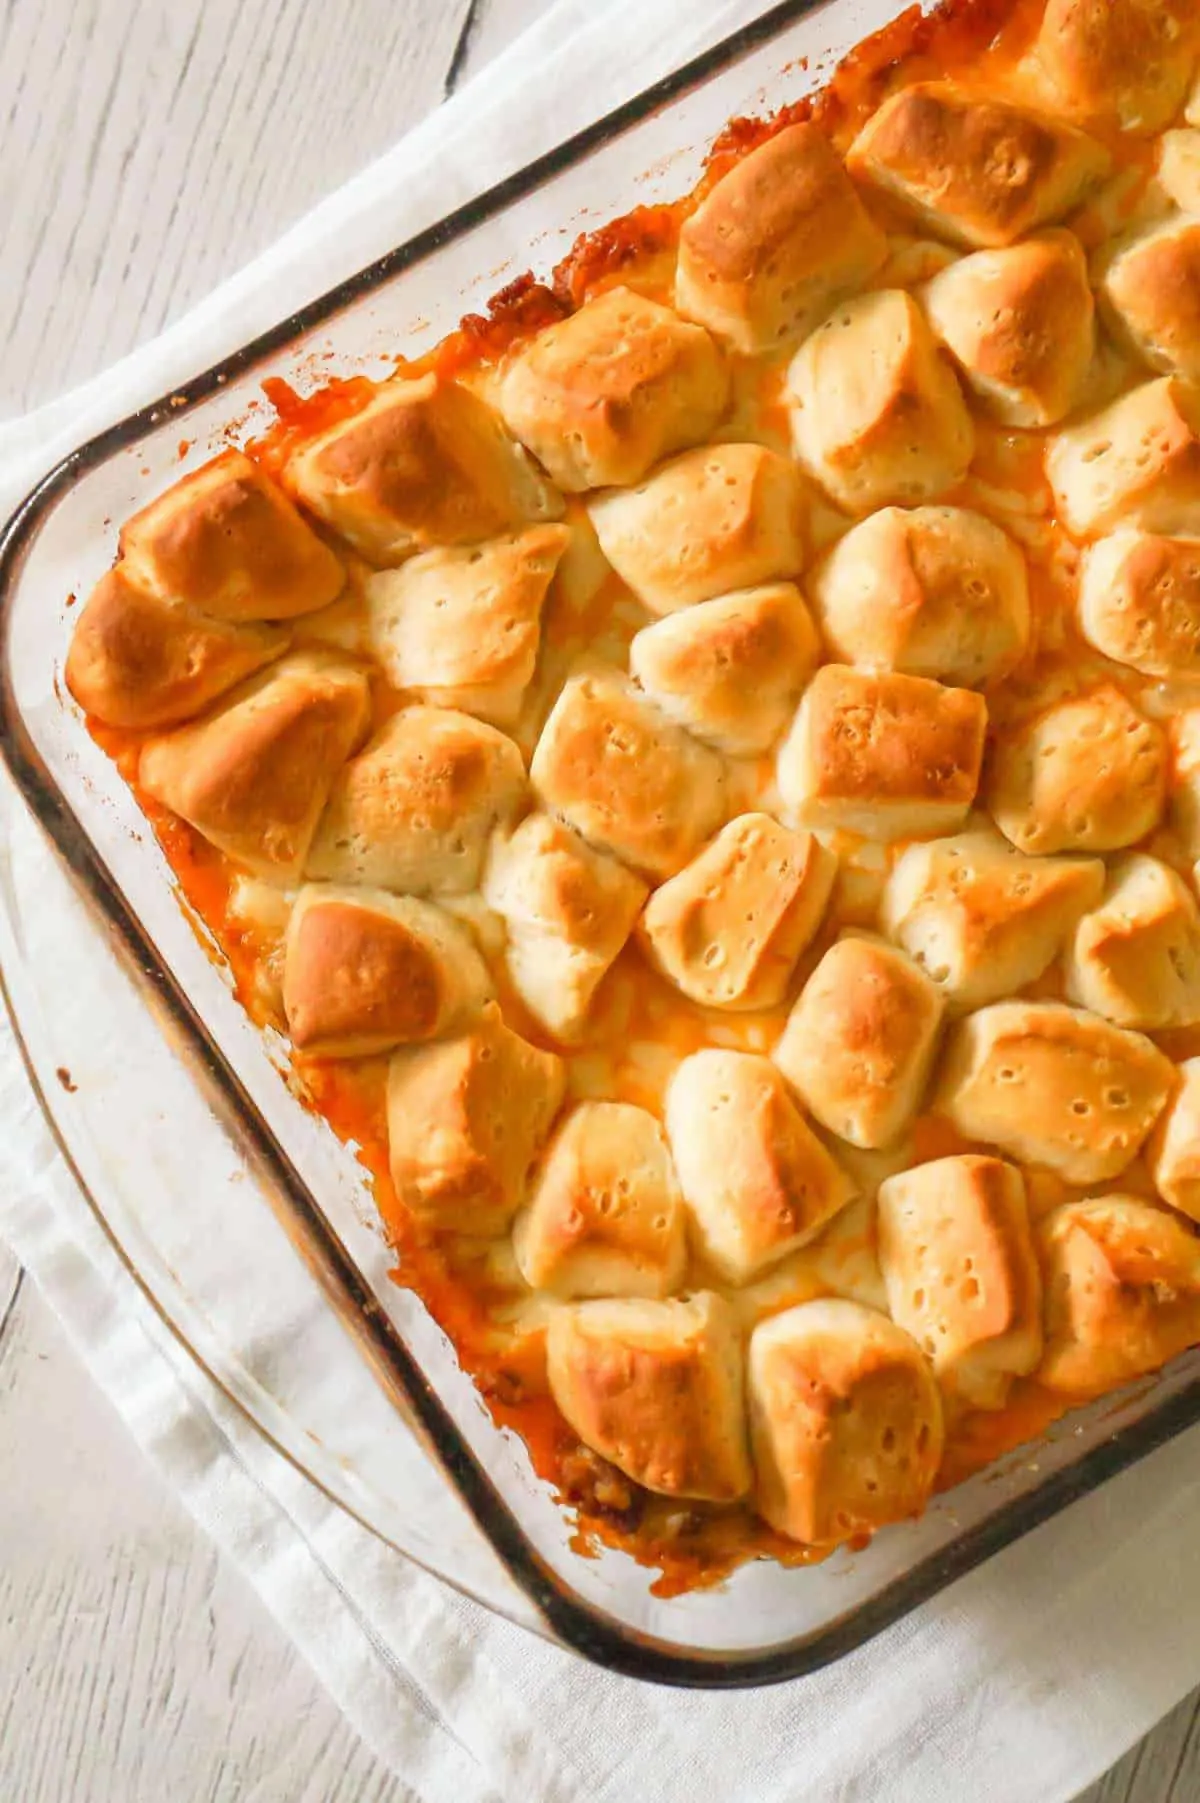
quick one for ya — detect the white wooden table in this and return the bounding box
[0,3,1195,1796]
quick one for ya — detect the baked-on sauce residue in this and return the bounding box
[89,0,1157,1596]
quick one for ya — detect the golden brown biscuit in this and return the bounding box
[1079,530,1200,676]
[65,566,289,730]
[546,1291,752,1501]
[806,505,1029,686]
[787,290,975,514]
[387,1003,565,1234]
[775,665,987,841]
[1032,0,1200,134]
[1147,1058,1200,1221]
[1064,854,1200,1030]
[877,1155,1043,1409]
[1038,1196,1200,1394]
[481,813,647,1042]
[1170,708,1200,854]
[628,583,819,755]
[986,685,1167,854]
[306,706,526,893]
[1159,129,1200,213]
[364,524,570,726]
[773,935,945,1150]
[138,651,371,881]
[286,373,563,564]
[513,1101,686,1298]
[675,122,888,353]
[936,999,1175,1183]
[497,287,729,492]
[665,1050,857,1286]
[880,827,1106,1014]
[281,885,493,1058]
[637,814,835,1012]
[747,1299,943,1544]
[1098,215,1200,384]
[586,443,807,616]
[1045,377,1200,539]
[529,667,727,879]
[120,450,345,621]
[920,230,1094,427]
[846,83,1108,250]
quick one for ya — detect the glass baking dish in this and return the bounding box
[5,0,1200,1687]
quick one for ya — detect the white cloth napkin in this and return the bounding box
[5,5,1200,1799]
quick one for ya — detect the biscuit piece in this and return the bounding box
[807,505,1029,686]
[530,667,726,879]
[936,999,1175,1183]
[638,815,835,1012]
[387,1003,565,1234]
[282,885,493,1058]
[546,1291,752,1501]
[1147,1058,1200,1222]
[1039,1196,1200,1394]
[629,583,819,755]
[1170,709,1200,855]
[119,450,346,622]
[66,567,289,730]
[513,1102,686,1298]
[920,230,1094,427]
[846,83,1108,250]
[665,1050,856,1285]
[880,828,1106,1014]
[675,122,888,353]
[1064,854,1200,1030]
[1033,0,1200,135]
[987,685,1167,854]
[364,524,570,726]
[1099,216,1200,384]
[776,665,987,842]
[286,373,562,564]
[877,1155,1043,1409]
[787,290,975,514]
[306,706,526,894]
[1045,378,1200,539]
[1079,531,1200,676]
[497,287,729,493]
[481,814,647,1042]
[138,652,371,881]
[774,936,944,1149]
[1159,129,1200,213]
[586,443,807,616]
[747,1299,943,1545]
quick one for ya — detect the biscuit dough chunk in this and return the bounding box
[773,936,945,1149]
[387,1004,565,1234]
[776,665,987,841]
[675,122,888,353]
[1099,216,1200,384]
[877,1155,1043,1409]
[936,1000,1175,1184]
[1146,1058,1200,1223]
[787,290,975,515]
[1032,0,1200,135]
[513,1101,686,1298]
[637,814,835,1012]
[880,828,1105,1013]
[530,667,727,879]
[1079,531,1200,677]
[1038,1196,1200,1395]
[748,1299,943,1544]
[665,1050,857,1285]
[481,814,647,1041]
[986,686,1166,854]
[1046,378,1200,540]
[497,287,729,492]
[547,1292,752,1501]
[1064,854,1200,1030]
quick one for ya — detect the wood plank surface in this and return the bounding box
[0,1,1193,1797]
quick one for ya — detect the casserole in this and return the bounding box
[7,0,1200,1684]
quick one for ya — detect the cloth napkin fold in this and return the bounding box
[4,3,1200,1798]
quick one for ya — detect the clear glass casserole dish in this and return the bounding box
[5,0,1200,1686]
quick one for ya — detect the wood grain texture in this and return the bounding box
[0,0,1193,1797]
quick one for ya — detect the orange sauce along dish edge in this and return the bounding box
[64,0,1200,1596]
